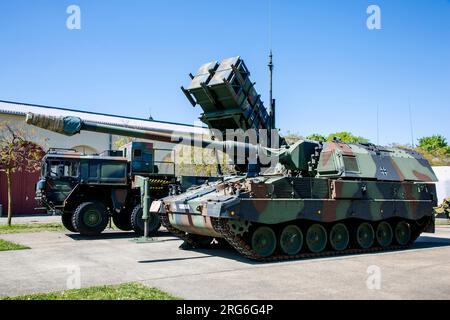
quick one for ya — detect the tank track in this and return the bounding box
[211,217,423,262]
[159,211,200,248]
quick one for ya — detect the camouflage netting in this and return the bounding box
[25,113,80,136]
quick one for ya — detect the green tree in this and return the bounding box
[306,134,327,142]
[390,138,450,166]
[326,132,369,143]
[0,124,45,226]
[417,135,449,153]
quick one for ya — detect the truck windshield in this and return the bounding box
[46,160,79,178]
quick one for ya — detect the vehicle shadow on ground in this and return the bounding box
[67,230,179,242]
[413,235,450,249]
[139,235,450,265]
[138,247,257,265]
[139,242,268,265]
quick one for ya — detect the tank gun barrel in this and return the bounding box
[25,113,260,154]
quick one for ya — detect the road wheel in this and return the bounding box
[329,223,349,251]
[61,211,77,232]
[395,221,411,246]
[356,222,375,249]
[376,221,393,247]
[130,204,161,236]
[306,224,327,253]
[72,202,109,236]
[279,225,303,255]
[251,226,277,258]
[112,210,133,231]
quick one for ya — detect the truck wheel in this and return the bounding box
[72,202,109,236]
[130,204,161,236]
[61,211,77,232]
[112,210,133,231]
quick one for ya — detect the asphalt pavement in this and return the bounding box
[0,223,449,299]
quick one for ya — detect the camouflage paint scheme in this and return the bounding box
[154,140,438,237]
[25,56,439,259]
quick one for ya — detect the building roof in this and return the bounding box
[0,100,209,135]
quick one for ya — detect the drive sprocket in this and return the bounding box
[227,219,252,236]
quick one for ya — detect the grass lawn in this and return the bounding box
[2,282,180,300]
[0,239,30,251]
[0,223,66,234]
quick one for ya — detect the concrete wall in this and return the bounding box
[433,166,450,205]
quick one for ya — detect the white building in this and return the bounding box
[0,100,211,214]
[433,166,450,205]
[0,100,207,155]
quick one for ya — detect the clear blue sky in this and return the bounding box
[0,0,449,146]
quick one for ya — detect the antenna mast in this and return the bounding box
[409,103,415,148]
[269,51,275,130]
[268,0,275,131]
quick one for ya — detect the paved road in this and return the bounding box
[0,215,61,225]
[0,225,449,299]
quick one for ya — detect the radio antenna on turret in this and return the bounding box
[409,103,415,148]
[269,51,275,130]
[377,104,380,145]
[268,0,275,131]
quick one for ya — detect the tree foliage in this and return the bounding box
[415,135,450,166]
[0,123,45,225]
[306,134,327,143]
[0,125,45,173]
[283,131,369,145]
[417,135,450,153]
[325,132,369,143]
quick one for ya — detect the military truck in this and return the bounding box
[36,141,180,236]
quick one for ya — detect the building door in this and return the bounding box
[0,170,41,216]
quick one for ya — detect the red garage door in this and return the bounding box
[0,170,41,215]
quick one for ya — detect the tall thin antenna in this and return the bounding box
[269,51,275,130]
[409,103,415,148]
[268,0,275,130]
[268,0,273,50]
[376,104,380,145]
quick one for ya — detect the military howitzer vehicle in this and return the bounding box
[26,56,439,261]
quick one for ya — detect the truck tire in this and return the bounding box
[72,202,109,236]
[61,211,77,232]
[112,210,133,231]
[130,204,161,236]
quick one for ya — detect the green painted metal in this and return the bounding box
[83,209,102,227]
[376,222,393,247]
[251,226,277,257]
[329,223,349,251]
[356,223,375,249]
[306,224,327,253]
[279,225,303,255]
[395,221,412,245]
